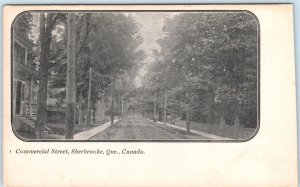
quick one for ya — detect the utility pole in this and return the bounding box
[164,89,168,125]
[65,13,76,139]
[85,67,92,127]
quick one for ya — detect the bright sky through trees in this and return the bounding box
[130,12,176,87]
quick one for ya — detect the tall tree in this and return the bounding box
[48,13,144,128]
[65,13,76,139]
[35,13,66,138]
[110,75,115,125]
[84,67,92,127]
[142,12,258,130]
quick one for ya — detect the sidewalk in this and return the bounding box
[155,121,232,140]
[74,119,119,140]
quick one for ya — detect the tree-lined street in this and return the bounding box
[13,12,258,140]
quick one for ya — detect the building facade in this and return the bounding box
[13,31,38,117]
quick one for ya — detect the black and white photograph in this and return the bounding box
[4,4,297,187]
[12,11,259,141]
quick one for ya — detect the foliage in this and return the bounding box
[14,13,34,37]
[142,12,258,127]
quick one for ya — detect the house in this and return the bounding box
[12,25,45,138]
[12,30,38,117]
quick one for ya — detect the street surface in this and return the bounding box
[90,115,209,140]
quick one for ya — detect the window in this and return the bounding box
[14,42,26,64]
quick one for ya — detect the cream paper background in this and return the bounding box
[3,4,298,187]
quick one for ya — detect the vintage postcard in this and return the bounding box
[2,4,297,187]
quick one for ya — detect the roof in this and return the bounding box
[13,32,35,48]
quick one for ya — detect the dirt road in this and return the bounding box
[90,115,209,140]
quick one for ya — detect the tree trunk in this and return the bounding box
[208,89,215,133]
[80,107,86,128]
[153,92,157,122]
[124,100,126,116]
[139,103,142,116]
[78,90,83,127]
[159,110,162,122]
[110,76,115,125]
[121,96,124,117]
[65,13,76,139]
[35,13,52,139]
[186,93,190,134]
[97,100,101,121]
[78,106,82,127]
[180,100,183,120]
[85,67,92,127]
[101,91,105,118]
[118,94,121,118]
[164,89,168,125]
[92,104,96,123]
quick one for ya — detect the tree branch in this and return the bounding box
[47,13,66,33]
[77,14,91,54]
